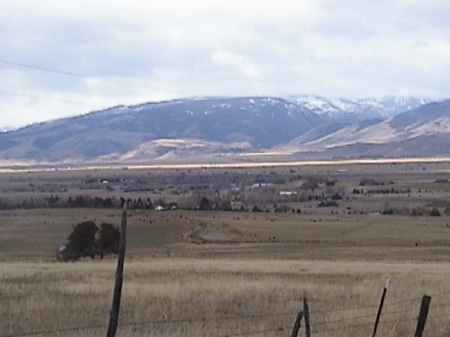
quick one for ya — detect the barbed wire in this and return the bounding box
[313,320,374,335]
[3,292,450,337]
[220,326,286,337]
[0,323,105,337]
[120,310,297,328]
[0,310,294,337]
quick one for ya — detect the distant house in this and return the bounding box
[245,183,272,191]
[279,191,297,196]
[279,191,297,202]
[231,201,243,211]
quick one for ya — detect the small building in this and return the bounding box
[231,201,243,211]
[279,191,297,196]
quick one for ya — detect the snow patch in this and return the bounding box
[285,95,431,120]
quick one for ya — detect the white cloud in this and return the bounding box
[211,51,262,78]
[0,0,449,128]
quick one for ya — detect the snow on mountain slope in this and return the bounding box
[286,95,431,122]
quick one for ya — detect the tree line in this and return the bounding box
[0,195,170,210]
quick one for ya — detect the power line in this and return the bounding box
[0,60,87,80]
[0,59,183,95]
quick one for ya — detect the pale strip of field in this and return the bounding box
[1,157,450,173]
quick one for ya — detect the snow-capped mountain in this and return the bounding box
[0,95,447,163]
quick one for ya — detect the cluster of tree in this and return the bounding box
[382,206,442,216]
[359,179,394,186]
[300,177,337,191]
[318,200,339,207]
[273,205,302,213]
[329,193,343,200]
[367,188,411,195]
[301,179,319,191]
[57,221,120,262]
[66,196,118,208]
[410,207,441,217]
[433,179,450,184]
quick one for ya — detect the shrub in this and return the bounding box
[198,196,212,210]
[430,208,441,217]
[251,205,263,212]
[318,200,338,207]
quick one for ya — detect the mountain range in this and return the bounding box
[0,96,449,164]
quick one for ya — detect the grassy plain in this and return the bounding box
[1,161,450,337]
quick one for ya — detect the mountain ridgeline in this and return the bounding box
[1,96,449,163]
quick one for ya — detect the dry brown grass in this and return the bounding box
[1,257,450,337]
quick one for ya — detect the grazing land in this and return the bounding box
[1,160,450,337]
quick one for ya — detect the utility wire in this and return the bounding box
[0,59,89,80]
[0,59,183,95]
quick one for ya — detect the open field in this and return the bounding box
[2,258,450,337]
[1,208,450,262]
[1,161,450,336]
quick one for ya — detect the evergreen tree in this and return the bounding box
[97,223,120,257]
[198,196,212,210]
[65,221,98,260]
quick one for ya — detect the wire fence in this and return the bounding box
[2,290,450,337]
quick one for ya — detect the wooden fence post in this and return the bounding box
[372,277,390,337]
[106,201,128,337]
[304,295,311,337]
[414,295,431,337]
[291,310,304,337]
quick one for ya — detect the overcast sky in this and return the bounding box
[1,0,450,129]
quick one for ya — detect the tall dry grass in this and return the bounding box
[1,258,450,337]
